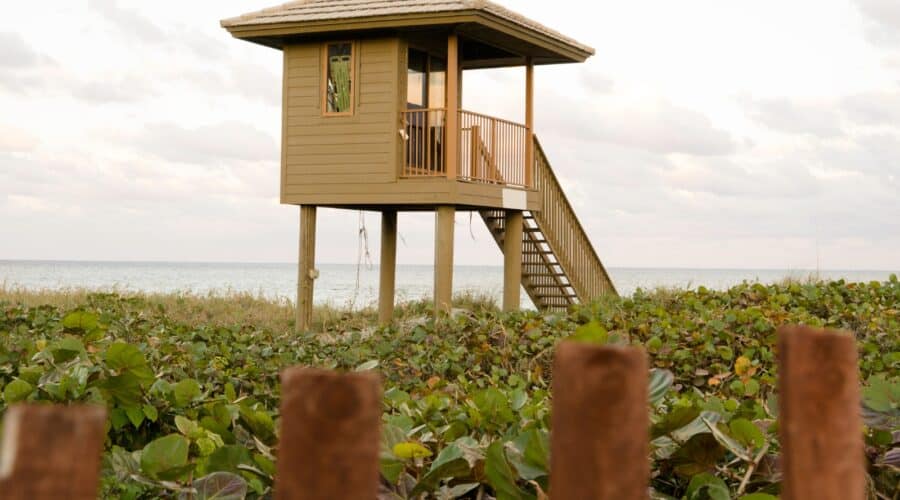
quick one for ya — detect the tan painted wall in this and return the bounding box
[282,37,402,201]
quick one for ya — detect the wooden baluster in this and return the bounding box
[778,326,865,500]
[0,405,106,500]
[551,342,649,499]
[275,367,382,499]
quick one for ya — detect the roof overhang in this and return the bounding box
[222,10,594,66]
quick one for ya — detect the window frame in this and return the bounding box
[321,41,356,117]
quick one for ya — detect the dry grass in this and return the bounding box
[0,285,500,333]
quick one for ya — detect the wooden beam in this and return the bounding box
[503,210,523,311]
[0,405,107,499]
[296,205,317,333]
[275,368,381,499]
[551,342,649,499]
[379,210,397,324]
[446,33,460,181]
[524,57,534,188]
[434,205,455,314]
[778,326,865,500]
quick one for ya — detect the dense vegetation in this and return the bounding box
[0,278,898,499]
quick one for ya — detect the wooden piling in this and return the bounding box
[503,210,523,311]
[433,205,455,314]
[778,325,865,500]
[550,341,649,500]
[379,210,398,324]
[275,368,382,500]
[296,205,317,333]
[0,404,106,500]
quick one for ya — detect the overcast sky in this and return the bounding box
[1,0,898,270]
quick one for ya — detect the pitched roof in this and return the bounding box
[221,0,594,58]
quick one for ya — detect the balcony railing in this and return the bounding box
[401,108,531,188]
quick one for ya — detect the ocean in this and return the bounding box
[0,260,895,309]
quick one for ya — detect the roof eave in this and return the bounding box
[221,10,594,63]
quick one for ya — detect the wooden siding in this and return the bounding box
[282,38,402,202]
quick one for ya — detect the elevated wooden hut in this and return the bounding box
[222,0,616,330]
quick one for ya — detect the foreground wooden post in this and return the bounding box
[0,405,106,499]
[550,341,649,499]
[503,210,523,311]
[778,326,865,500]
[275,368,382,500]
[296,205,317,333]
[379,210,398,324]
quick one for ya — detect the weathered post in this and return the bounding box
[433,205,456,314]
[296,205,317,333]
[0,404,107,499]
[379,210,398,324]
[778,325,865,500]
[550,341,649,499]
[275,367,382,499]
[503,210,523,311]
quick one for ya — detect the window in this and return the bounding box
[323,42,353,115]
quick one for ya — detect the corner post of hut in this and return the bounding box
[297,205,317,332]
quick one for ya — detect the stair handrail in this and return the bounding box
[532,136,618,299]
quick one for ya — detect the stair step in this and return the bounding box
[523,250,555,255]
[534,293,579,299]
[523,272,567,277]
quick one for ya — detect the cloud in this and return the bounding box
[841,90,900,125]
[740,95,844,138]
[546,97,736,156]
[70,75,160,103]
[134,122,278,164]
[0,125,38,152]
[0,32,49,68]
[89,0,165,44]
[855,0,900,45]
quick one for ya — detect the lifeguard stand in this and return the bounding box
[222,0,616,331]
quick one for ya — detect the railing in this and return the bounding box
[532,136,617,300]
[8,327,865,499]
[459,110,529,187]
[400,108,531,188]
[401,108,446,178]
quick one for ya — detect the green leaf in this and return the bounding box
[648,369,675,406]
[569,320,608,344]
[3,378,33,403]
[484,442,534,500]
[738,494,778,500]
[393,442,432,459]
[175,415,201,438]
[355,359,379,371]
[190,472,248,500]
[50,336,85,362]
[143,403,159,422]
[685,472,731,500]
[204,445,253,475]
[173,378,202,408]
[412,441,474,495]
[863,375,899,413]
[62,311,99,332]
[105,342,154,381]
[728,419,765,449]
[125,406,145,428]
[141,434,191,480]
[703,417,752,461]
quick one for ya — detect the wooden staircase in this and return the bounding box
[480,136,617,311]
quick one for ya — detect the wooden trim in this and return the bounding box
[321,41,356,117]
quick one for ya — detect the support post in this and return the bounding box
[503,210,523,311]
[525,57,534,188]
[778,326,865,500]
[446,33,459,181]
[275,368,382,499]
[379,210,397,324]
[433,205,455,314]
[551,342,649,499]
[296,205,317,333]
[0,405,107,499]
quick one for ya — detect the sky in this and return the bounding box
[1,0,898,270]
